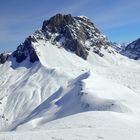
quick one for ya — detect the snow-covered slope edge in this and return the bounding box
[15,70,140,131]
[1,67,140,140]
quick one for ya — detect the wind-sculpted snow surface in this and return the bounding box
[0,56,140,140]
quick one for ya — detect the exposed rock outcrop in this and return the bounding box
[0,52,9,64]
[12,36,39,63]
[3,13,112,63]
[41,14,112,60]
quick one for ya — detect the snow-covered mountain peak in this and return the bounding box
[0,13,140,139]
[41,13,112,59]
[0,13,114,65]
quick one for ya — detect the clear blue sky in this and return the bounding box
[0,0,140,52]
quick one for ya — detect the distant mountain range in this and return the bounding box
[120,38,140,60]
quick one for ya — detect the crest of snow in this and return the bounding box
[78,16,90,20]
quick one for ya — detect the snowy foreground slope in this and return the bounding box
[0,14,140,139]
[0,41,140,140]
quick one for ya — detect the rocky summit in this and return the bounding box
[1,13,112,64]
[41,14,112,59]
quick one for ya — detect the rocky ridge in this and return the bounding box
[1,13,112,64]
[0,52,9,64]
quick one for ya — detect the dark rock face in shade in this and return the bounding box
[0,52,9,64]
[12,36,39,63]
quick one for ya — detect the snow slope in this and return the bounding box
[0,38,140,140]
